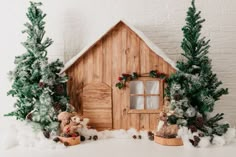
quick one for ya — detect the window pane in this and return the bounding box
[145,81,159,94]
[146,96,159,109]
[130,81,144,94]
[130,96,144,109]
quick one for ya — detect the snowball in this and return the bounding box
[212,135,226,146]
[0,118,64,150]
[110,129,130,139]
[127,128,138,136]
[97,130,112,139]
[181,136,194,148]
[224,128,236,144]
[185,107,196,118]
[177,126,189,137]
[139,130,148,139]
[177,126,193,139]
[198,137,211,148]
[177,126,194,148]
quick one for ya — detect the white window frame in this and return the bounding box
[128,77,164,114]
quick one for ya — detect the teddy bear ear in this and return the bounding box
[58,111,73,120]
[57,111,66,120]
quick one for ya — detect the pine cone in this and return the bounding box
[53,137,60,143]
[173,93,181,101]
[26,113,32,121]
[148,131,154,137]
[149,135,154,141]
[195,117,204,128]
[188,125,198,133]
[138,135,142,139]
[189,139,198,147]
[53,103,61,112]
[148,131,154,141]
[56,84,64,95]
[43,130,50,139]
[93,135,98,141]
[193,135,200,143]
[80,136,86,142]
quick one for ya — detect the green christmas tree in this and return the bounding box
[5,2,69,133]
[166,0,229,140]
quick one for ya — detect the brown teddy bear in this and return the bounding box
[54,112,98,146]
[54,112,83,146]
[57,112,83,136]
[61,115,84,135]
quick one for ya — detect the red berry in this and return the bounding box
[66,127,70,133]
[118,77,123,81]
[122,73,130,77]
[38,82,45,88]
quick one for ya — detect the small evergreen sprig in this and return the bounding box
[116,73,138,89]
[116,70,167,89]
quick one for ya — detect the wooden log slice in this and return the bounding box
[154,135,183,146]
[58,136,80,146]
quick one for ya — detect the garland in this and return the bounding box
[115,70,167,89]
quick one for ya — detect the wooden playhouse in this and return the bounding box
[61,20,176,131]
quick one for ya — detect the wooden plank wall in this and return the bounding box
[66,22,176,131]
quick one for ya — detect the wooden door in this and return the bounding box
[82,83,112,130]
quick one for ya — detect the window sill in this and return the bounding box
[128,109,161,114]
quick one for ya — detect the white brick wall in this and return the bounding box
[0,0,235,126]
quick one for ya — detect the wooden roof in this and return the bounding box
[61,20,176,73]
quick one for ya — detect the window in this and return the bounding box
[129,78,163,113]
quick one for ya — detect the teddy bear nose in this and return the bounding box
[80,118,83,121]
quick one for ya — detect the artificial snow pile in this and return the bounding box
[178,126,236,148]
[1,117,235,150]
[83,128,148,140]
[0,118,148,150]
[0,118,65,150]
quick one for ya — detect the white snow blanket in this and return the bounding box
[178,126,236,148]
[0,117,235,150]
[0,117,148,150]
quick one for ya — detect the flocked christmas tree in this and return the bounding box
[5,2,69,133]
[165,0,229,144]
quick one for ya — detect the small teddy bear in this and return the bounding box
[59,113,83,136]
[54,112,98,146]
[54,112,82,146]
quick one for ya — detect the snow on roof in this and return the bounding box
[61,19,176,73]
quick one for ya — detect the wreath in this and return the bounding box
[115,70,167,89]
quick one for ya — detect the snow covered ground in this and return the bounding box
[1,138,236,157]
[1,117,236,157]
